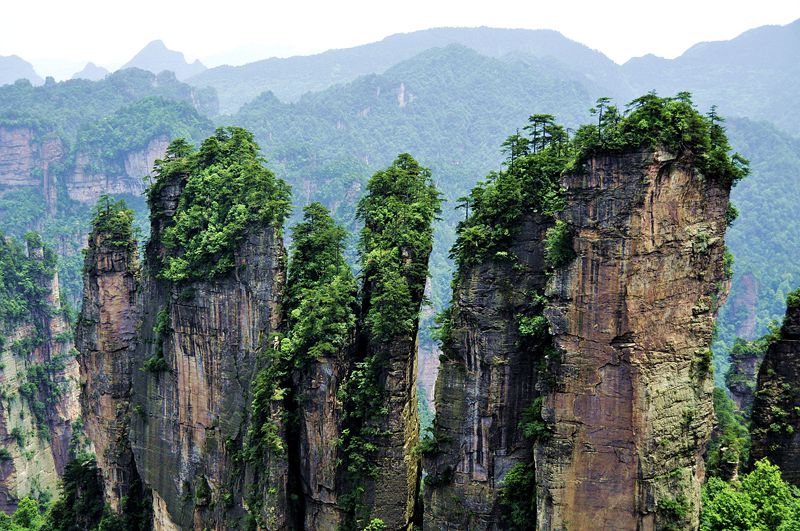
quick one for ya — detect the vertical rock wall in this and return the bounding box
[295,348,350,529]
[750,301,800,484]
[128,172,288,530]
[76,227,140,510]
[0,239,80,512]
[424,215,551,529]
[538,150,728,530]
[427,148,730,530]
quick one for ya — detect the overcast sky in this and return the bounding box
[2,0,798,79]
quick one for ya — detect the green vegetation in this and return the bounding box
[786,288,800,310]
[701,459,800,530]
[451,93,745,272]
[544,220,575,268]
[151,127,291,281]
[336,154,440,528]
[88,196,136,251]
[0,232,57,327]
[499,463,536,530]
[706,389,751,479]
[357,153,441,342]
[519,396,551,442]
[282,203,357,367]
[77,97,212,171]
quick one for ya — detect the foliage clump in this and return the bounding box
[499,463,536,530]
[701,459,800,530]
[0,231,57,327]
[149,127,291,282]
[282,202,357,366]
[88,195,136,251]
[451,93,748,270]
[786,288,800,310]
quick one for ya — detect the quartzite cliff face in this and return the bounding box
[538,149,728,530]
[424,213,552,528]
[0,237,80,512]
[130,172,287,530]
[75,219,141,511]
[0,125,168,207]
[750,298,800,484]
[427,147,731,530]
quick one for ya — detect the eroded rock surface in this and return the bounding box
[750,302,800,484]
[76,224,141,510]
[538,150,728,530]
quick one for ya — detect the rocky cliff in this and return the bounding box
[537,149,728,530]
[426,128,734,529]
[0,234,80,512]
[749,295,800,484]
[0,125,169,207]
[74,135,436,530]
[75,208,141,511]
[424,214,552,528]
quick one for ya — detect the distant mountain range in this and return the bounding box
[120,40,206,80]
[71,62,109,81]
[0,55,43,86]
[2,20,799,132]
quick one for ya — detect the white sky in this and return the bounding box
[2,0,798,79]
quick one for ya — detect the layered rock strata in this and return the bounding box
[538,149,728,530]
[75,222,141,510]
[424,214,551,528]
[129,171,288,529]
[427,148,731,530]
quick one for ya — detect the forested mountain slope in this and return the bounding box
[189,26,627,113]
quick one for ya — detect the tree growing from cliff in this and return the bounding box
[150,127,291,282]
[88,195,136,251]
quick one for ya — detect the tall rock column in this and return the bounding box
[128,129,291,530]
[424,214,552,529]
[76,203,140,511]
[348,154,440,530]
[283,203,358,530]
[538,149,730,530]
[750,292,800,483]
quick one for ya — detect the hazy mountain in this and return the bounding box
[0,55,43,86]
[120,40,206,81]
[72,62,109,81]
[190,26,630,114]
[623,18,800,135]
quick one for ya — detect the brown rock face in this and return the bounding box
[426,148,730,531]
[538,150,728,530]
[128,173,288,530]
[424,215,551,529]
[750,302,800,484]
[360,324,422,530]
[0,126,167,207]
[75,229,140,510]
[67,136,170,204]
[295,353,348,529]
